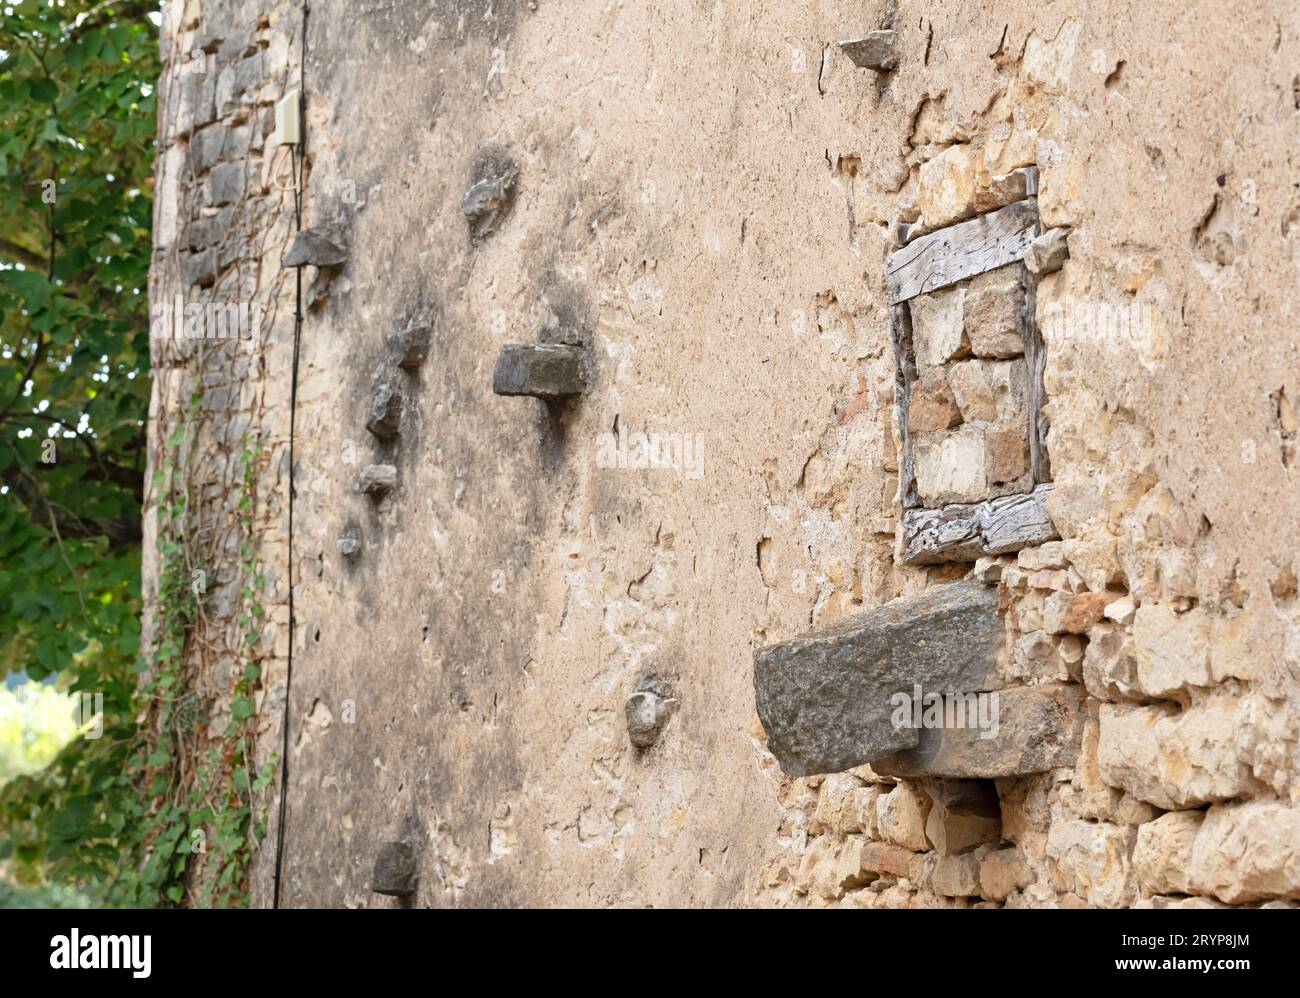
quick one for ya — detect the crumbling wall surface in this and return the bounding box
[148,0,1300,907]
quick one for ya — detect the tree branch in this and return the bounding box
[0,238,47,272]
[1,461,141,548]
[0,335,47,424]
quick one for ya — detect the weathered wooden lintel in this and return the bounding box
[886,199,1040,305]
[902,483,1058,565]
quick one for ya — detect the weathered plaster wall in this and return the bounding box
[148,0,1300,907]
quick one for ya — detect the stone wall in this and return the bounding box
[147,0,1300,906]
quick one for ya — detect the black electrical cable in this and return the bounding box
[272,1,309,911]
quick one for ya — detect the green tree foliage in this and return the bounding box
[0,0,159,894]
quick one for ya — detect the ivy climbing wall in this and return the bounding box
[148,0,1300,907]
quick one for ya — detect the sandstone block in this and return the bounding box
[1137,895,1228,909]
[1046,819,1136,908]
[859,841,913,877]
[753,582,1004,776]
[914,851,982,897]
[973,168,1034,215]
[811,773,866,833]
[877,782,933,851]
[798,836,872,899]
[986,422,1029,484]
[1082,622,1141,702]
[1102,594,1136,625]
[838,786,882,837]
[908,374,962,434]
[979,846,1033,901]
[913,426,987,504]
[1188,800,1300,904]
[1027,569,1070,592]
[919,144,979,229]
[1133,603,1211,697]
[1045,591,1119,634]
[974,556,1006,583]
[947,357,1027,426]
[1097,698,1258,809]
[871,683,1085,779]
[1132,810,1201,896]
[963,267,1025,358]
[909,286,968,370]
[1017,542,1065,571]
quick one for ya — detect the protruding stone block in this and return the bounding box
[837,30,897,72]
[372,841,417,897]
[870,683,1085,778]
[753,582,1005,777]
[392,320,434,369]
[357,464,397,498]
[365,381,402,439]
[624,684,678,748]
[1025,226,1070,274]
[877,781,933,851]
[492,343,586,400]
[463,162,518,239]
[282,226,348,268]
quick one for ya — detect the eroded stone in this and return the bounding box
[625,685,678,748]
[365,381,402,439]
[357,464,397,498]
[837,31,897,72]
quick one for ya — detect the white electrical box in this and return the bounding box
[273,90,300,147]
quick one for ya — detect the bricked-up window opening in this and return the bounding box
[886,171,1058,564]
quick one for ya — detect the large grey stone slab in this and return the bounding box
[870,683,1084,778]
[753,581,1005,777]
[282,226,348,268]
[492,343,586,399]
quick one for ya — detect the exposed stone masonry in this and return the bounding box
[146,2,1300,908]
